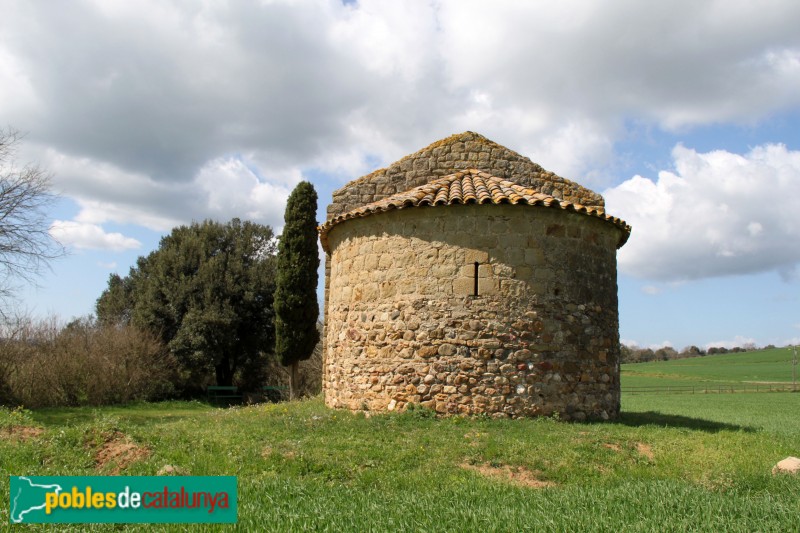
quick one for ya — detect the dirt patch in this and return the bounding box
[602,442,654,461]
[636,442,654,460]
[263,443,298,460]
[157,464,188,476]
[93,431,149,474]
[1,426,44,441]
[460,462,555,489]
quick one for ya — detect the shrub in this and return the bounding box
[0,315,177,407]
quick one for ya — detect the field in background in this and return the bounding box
[622,346,798,392]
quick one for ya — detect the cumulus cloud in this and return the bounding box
[43,147,293,233]
[605,143,800,281]
[457,1,800,119]
[50,221,141,251]
[2,1,799,186]
[620,339,675,350]
[703,336,757,351]
[194,157,294,228]
[0,0,799,243]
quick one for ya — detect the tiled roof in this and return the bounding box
[319,169,630,251]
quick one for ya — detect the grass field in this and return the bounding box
[2,386,799,531]
[622,346,798,390]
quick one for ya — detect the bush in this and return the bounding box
[0,315,177,407]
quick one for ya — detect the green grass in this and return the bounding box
[622,347,798,389]
[2,393,799,531]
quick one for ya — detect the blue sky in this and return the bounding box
[2,0,799,350]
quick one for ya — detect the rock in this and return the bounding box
[438,343,457,356]
[157,465,187,476]
[772,457,800,475]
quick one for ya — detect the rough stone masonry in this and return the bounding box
[319,132,631,420]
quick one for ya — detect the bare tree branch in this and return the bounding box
[0,127,65,310]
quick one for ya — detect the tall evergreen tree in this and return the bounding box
[275,181,320,399]
[96,218,277,388]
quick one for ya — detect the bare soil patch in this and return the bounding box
[602,441,654,460]
[1,425,44,441]
[636,442,654,460]
[157,464,188,476]
[93,431,150,474]
[460,462,555,488]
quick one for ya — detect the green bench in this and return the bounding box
[262,385,288,402]
[207,385,242,404]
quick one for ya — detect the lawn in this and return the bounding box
[2,390,799,531]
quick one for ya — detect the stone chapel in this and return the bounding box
[319,132,630,420]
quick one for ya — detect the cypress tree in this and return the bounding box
[275,181,320,398]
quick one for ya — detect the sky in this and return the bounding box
[1,0,799,351]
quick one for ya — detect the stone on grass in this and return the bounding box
[772,456,800,475]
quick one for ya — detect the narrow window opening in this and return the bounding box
[473,262,479,296]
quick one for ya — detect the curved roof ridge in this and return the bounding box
[319,168,630,252]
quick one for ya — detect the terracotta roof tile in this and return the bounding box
[319,169,630,251]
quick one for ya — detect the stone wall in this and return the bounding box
[324,204,622,420]
[326,132,605,222]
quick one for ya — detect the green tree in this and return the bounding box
[96,218,277,387]
[95,273,134,326]
[275,181,320,399]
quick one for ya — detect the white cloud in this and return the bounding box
[704,335,757,351]
[606,143,800,281]
[194,156,294,229]
[1,0,798,196]
[621,339,676,351]
[436,1,800,172]
[648,341,674,351]
[641,285,663,296]
[0,0,799,245]
[42,146,294,233]
[49,221,141,251]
